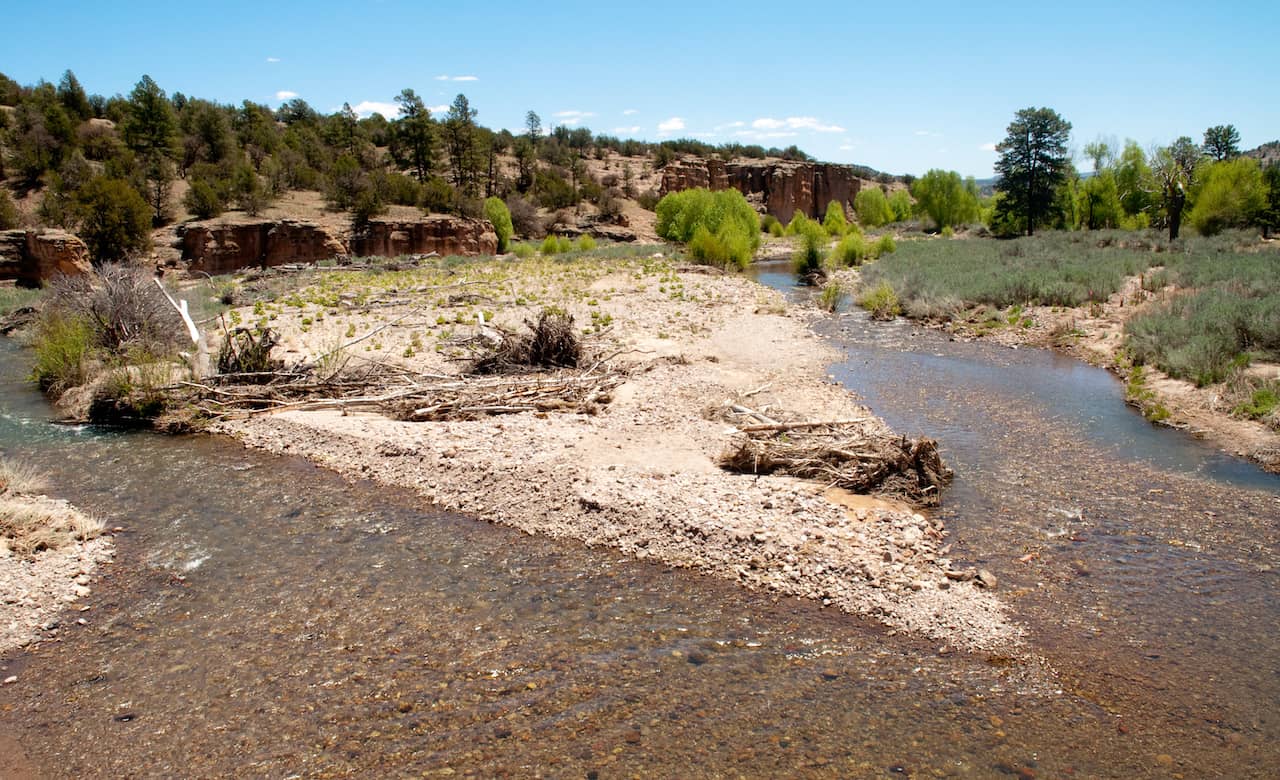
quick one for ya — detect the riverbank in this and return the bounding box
[837,232,1280,474]
[0,462,112,655]
[213,251,1021,652]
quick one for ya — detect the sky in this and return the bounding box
[4,1,1277,178]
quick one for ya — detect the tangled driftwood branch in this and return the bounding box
[718,405,952,507]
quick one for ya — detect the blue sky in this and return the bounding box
[5,1,1276,177]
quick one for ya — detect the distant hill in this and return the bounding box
[1244,141,1280,168]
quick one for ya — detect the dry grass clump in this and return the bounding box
[0,459,103,556]
[471,308,583,374]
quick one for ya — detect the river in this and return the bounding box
[1,269,1277,777]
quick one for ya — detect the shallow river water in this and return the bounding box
[1,269,1278,777]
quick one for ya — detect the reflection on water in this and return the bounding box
[3,284,1280,779]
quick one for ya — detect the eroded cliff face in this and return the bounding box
[0,229,92,286]
[349,217,497,258]
[178,220,347,275]
[660,158,866,222]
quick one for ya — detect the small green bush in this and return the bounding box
[817,281,843,312]
[483,196,514,253]
[785,212,812,236]
[511,242,536,260]
[540,234,574,255]
[887,190,913,223]
[184,179,225,220]
[792,220,827,279]
[854,188,894,228]
[575,234,596,251]
[833,233,870,266]
[873,234,897,257]
[31,313,93,394]
[822,201,849,236]
[761,215,782,235]
[859,281,901,320]
[688,225,752,270]
[1234,385,1278,420]
[0,187,21,229]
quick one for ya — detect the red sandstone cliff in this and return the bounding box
[0,229,92,286]
[660,157,867,222]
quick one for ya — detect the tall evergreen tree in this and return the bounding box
[394,88,434,182]
[445,94,478,195]
[1202,124,1241,161]
[994,107,1072,235]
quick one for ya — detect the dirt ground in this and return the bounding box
[212,252,1021,652]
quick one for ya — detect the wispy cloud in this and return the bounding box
[622,108,639,116]
[979,142,997,152]
[275,90,298,100]
[553,110,595,126]
[657,117,685,136]
[428,104,449,114]
[838,143,858,151]
[435,74,479,82]
[266,57,281,63]
[351,100,398,118]
[613,126,642,134]
[735,129,799,140]
[915,130,943,137]
[751,116,845,133]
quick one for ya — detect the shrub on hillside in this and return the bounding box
[833,232,870,266]
[0,188,19,229]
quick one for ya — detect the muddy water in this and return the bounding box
[2,275,1279,779]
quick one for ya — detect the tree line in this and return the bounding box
[896,108,1279,241]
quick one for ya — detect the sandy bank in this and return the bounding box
[1,487,113,656]
[216,255,1021,652]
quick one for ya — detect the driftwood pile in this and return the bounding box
[187,310,617,423]
[718,404,952,507]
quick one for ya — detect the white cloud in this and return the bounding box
[435,74,479,82]
[428,104,449,114]
[622,108,639,116]
[734,129,798,140]
[554,110,595,120]
[751,116,845,133]
[839,144,857,151]
[266,57,281,63]
[657,117,685,135]
[979,142,997,152]
[275,90,298,100]
[351,100,398,118]
[613,126,642,134]
[915,130,943,137]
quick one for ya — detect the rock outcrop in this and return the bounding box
[349,216,497,258]
[661,157,867,223]
[0,229,92,286]
[178,220,346,274]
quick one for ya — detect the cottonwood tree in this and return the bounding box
[1148,136,1200,240]
[393,88,434,182]
[994,107,1072,235]
[1203,124,1241,161]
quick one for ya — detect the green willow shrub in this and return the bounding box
[792,219,827,279]
[31,313,93,393]
[655,187,759,268]
[1188,158,1266,236]
[822,200,848,236]
[874,234,897,256]
[859,281,901,320]
[483,196,514,252]
[575,233,596,251]
[833,232,870,266]
[854,188,893,227]
[888,189,913,222]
